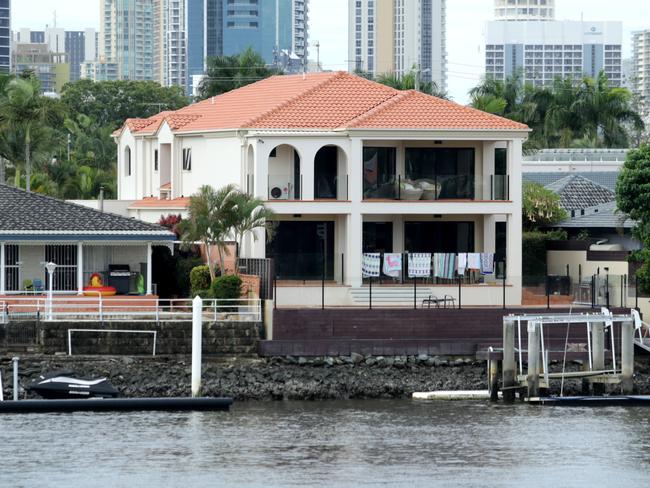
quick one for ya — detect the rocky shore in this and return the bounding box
[3,354,650,401]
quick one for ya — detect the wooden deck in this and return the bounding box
[260,307,628,357]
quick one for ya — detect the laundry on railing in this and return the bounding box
[467,253,481,271]
[480,253,495,275]
[434,253,457,280]
[382,253,402,278]
[458,253,468,276]
[408,253,432,278]
[362,253,381,278]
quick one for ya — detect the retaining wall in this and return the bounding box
[0,321,261,356]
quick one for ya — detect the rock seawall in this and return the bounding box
[5,354,650,401]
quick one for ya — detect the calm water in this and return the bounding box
[2,400,650,487]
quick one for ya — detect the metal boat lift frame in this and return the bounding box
[500,310,636,402]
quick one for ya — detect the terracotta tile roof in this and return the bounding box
[347,90,530,130]
[120,72,530,135]
[129,197,191,209]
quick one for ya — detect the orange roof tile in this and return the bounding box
[129,197,190,209]
[120,72,530,135]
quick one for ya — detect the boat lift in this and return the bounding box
[497,309,638,402]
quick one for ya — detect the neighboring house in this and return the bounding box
[113,71,529,306]
[0,184,175,296]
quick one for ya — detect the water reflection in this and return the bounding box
[2,400,650,487]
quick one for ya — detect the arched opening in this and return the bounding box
[314,145,347,199]
[267,144,301,200]
[124,146,131,176]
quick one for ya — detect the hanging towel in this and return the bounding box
[362,253,381,278]
[446,253,457,280]
[480,253,495,275]
[383,253,402,278]
[457,253,468,276]
[408,253,432,278]
[467,253,481,271]
[435,253,456,280]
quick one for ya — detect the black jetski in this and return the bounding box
[26,370,119,399]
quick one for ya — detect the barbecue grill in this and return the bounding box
[108,264,131,295]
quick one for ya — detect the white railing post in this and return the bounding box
[155,298,160,323]
[213,299,217,322]
[12,357,19,401]
[191,296,203,398]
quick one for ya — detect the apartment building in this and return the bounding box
[0,0,10,72]
[494,0,555,21]
[348,0,447,92]
[632,30,650,123]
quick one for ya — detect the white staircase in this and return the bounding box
[631,309,650,353]
[349,286,435,306]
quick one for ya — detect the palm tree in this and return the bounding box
[198,47,280,99]
[0,77,64,192]
[231,192,275,263]
[376,69,448,99]
[178,184,239,281]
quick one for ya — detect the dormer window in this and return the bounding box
[182,148,192,171]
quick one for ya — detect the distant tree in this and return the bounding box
[60,79,189,129]
[523,181,567,230]
[198,47,279,99]
[617,145,650,293]
[375,69,448,99]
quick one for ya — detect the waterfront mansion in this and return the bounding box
[114,71,530,306]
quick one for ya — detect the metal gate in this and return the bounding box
[45,245,77,291]
[237,258,274,299]
[4,244,20,291]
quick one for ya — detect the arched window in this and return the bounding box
[124,146,131,176]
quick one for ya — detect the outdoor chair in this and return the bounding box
[23,279,34,294]
[33,279,45,294]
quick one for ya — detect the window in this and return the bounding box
[124,146,131,176]
[363,147,396,198]
[182,148,192,171]
[154,149,159,171]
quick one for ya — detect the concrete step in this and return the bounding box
[349,287,435,304]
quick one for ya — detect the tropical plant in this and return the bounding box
[522,181,567,230]
[0,77,64,191]
[375,68,448,98]
[177,184,239,281]
[230,192,275,262]
[210,274,242,300]
[469,71,645,150]
[198,47,280,99]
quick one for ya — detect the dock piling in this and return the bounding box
[621,320,634,394]
[592,322,606,395]
[502,318,516,403]
[527,322,540,398]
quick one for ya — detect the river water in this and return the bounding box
[2,400,650,487]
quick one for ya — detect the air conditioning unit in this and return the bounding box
[270,185,290,200]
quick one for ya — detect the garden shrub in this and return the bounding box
[190,265,211,297]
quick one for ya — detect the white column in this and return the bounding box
[255,141,269,200]
[0,242,5,295]
[301,146,316,201]
[146,242,153,295]
[345,213,363,287]
[506,139,523,304]
[77,242,84,295]
[483,215,497,253]
[482,141,497,200]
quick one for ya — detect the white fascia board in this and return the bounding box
[347,129,531,140]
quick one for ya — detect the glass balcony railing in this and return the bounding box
[363,174,510,201]
[266,175,349,201]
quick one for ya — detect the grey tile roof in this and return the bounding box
[543,174,616,211]
[523,172,620,191]
[549,201,636,229]
[0,184,174,238]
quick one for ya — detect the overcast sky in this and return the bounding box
[13,0,650,103]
